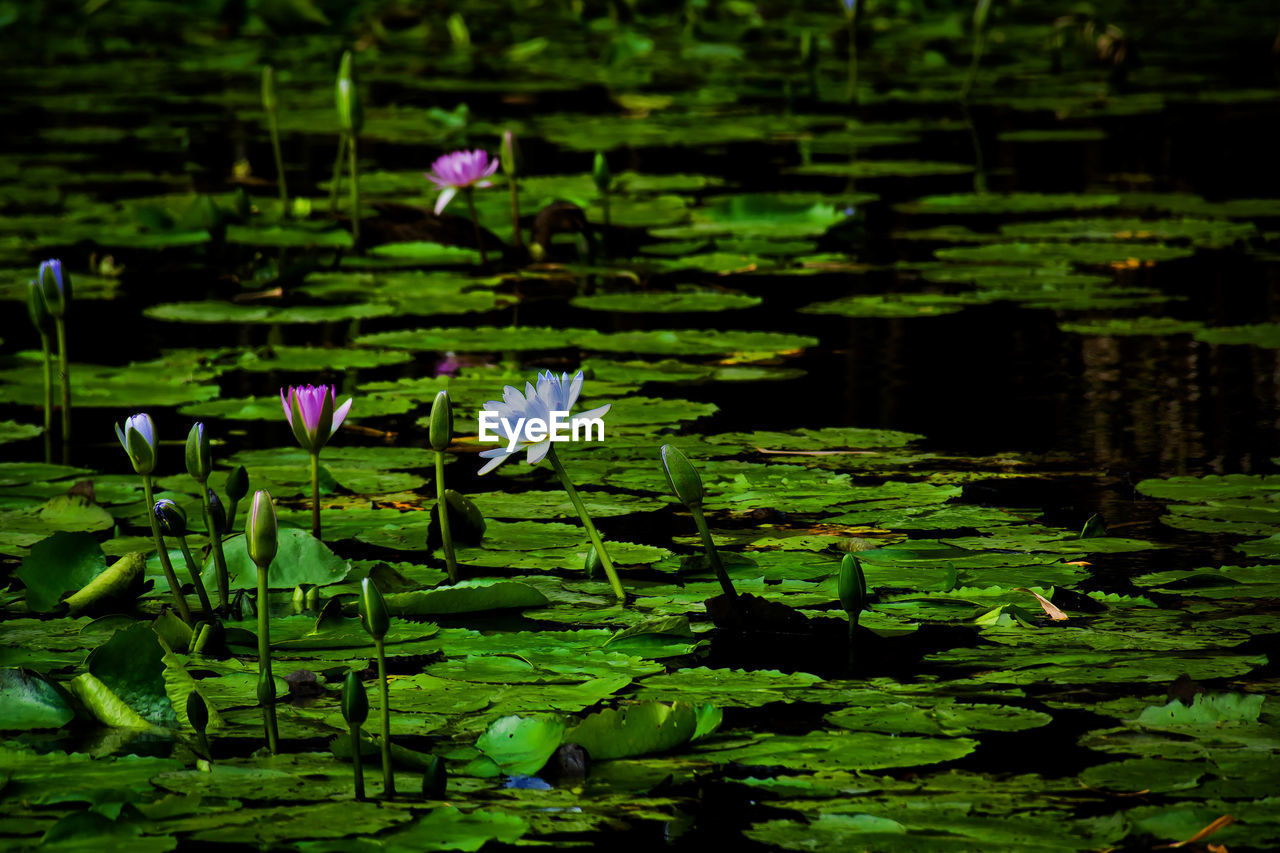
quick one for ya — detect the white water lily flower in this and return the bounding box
[477,370,609,475]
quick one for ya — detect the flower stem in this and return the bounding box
[374,637,395,797]
[846,11,858,105]
[226,495,240,536]
[256,561,278,754]
[310,452,322,540]
[39,335,52,464]
[54,317,70,465]
[547,445,626,604]
[349,722,365,800]
[435,450,458,583]
[201,488,230,610]
[142,475,192,624]
[176,535,215,615]
[329,133,347,213]
[465,187,487,266]
[267,107,288,217]
[689,504,738,600]
[348,132,361,250]
[508,177,522,247]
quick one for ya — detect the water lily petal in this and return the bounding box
[331,397,353,435]
[434,186,459,215]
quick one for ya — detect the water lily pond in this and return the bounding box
[3,0,1280,850]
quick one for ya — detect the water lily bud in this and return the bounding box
[341,670,368,726]
[185,422,212,483]
[306,585,321,611]
[429,390,453,452]
[206,488,226,535]
[423,755,447,798]
[838,553,866,616]
[246,489,278,568]
[444,489,486,544]
[584,545,602,581]
[336,50,362,134]
[591,151,611,193]
[261,65,278,113]
[225,465,249,504]
[500,130,520,177]
[256,667,275,706]
[187,690,209,734]
[281,384,351,455]
[26,281,54,337]
[37,259,70,318]
[292,584,311,614]
[115,413,158,475]
[154,499,188,538]
[359,577,390,641]
[660,444,703,508]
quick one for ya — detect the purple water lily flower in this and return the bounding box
[425,149,499,215]
[477,370,609,475]
[281,384,353,454]
[115,413,157,475]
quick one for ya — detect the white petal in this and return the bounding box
[434,186,459,215]
[526,440,551,466]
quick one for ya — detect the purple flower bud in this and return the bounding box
[281,385,352,454]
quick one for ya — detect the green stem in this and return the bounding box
[201,487,230,610]
[142,475,192,624]
[547,445,626,604]
[329,133,347,214]
[226,496,240,536]
[962,31,985,100]
[508,177,522,248]
[846,12,858,105]
[601,190,611,229]
[256,559,279,754]
[435,450,458,583]
[847,617,857,671]
[374,638,395,797]
[176,535,215,615]
[689,504,738,600]
[310,452,321,540]
[465,188,487,266]
[40,335,52,465]
[349,723,365,800]
[348,133,361,250]
[267,107,288,217]
[55,317,70,465]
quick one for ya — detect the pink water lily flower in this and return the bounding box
[426,149,500,214]
[281,385,353,454]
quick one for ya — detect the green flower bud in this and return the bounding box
[246,489,278,568]
[186,690,209,734]
[185,422,212,483]
[292,584,312,614]
[261,65,278,113]
[206,489,226,535]
[336,50,363,134]
[341,670,368,726]
[115,413,157,476]
[154,499,187,537]
[225,465,249,503]
[591,151,611,193]
[838,553,866,616]
[37,259,69,318]
[256,667,275,706]
[429,390,453,452]
[584,544,602,581]
[26,281,53,337]
[500,130,520,177]
[359,577,390,641]
[306,585,321,611]
[660,444,703,508]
